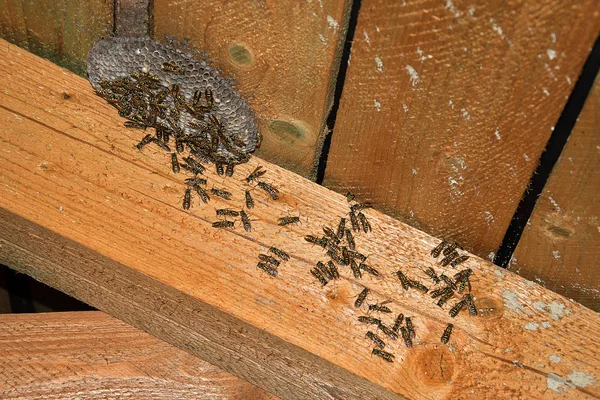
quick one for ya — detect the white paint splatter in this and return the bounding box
[468,6,475,16]
[494,127,501,140]
[485,211,495,226]
[547,373,570,393]
[373,99,381,111]
[448,99,454,109]
[375,56,384,72]
[445,0,461,17]
[524,154,530,161]
[405,65,420,86]
[568,370,596,388]
[58,206,63,211]
[402,103,409,113]
[363,30,370,44]
[318,34,327,45]
[488,252,496,261]
[549,355,561,363]
[326,16,339,32]
[416,47,428,62]
[461,109,471,121]
[548,196,561,213]
[552,250,561,259]
[502,290,531,315]
[412,169,417,175]
[566,76,572,85]
[547,49,557,60]
[543,88,550,96]
[551,33,557,43]
[524,322,539,331]
[490,19,504,39]
[375,26,380,33]
[548,300,569,320]
[541,321,551,328]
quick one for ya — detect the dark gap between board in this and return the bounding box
[494,34,600,269]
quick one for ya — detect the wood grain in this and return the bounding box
[0,0,113,76]
[1,38,600,400]
[0,311,278,399]
[323,0,600,259]
[153,0,352,179]
[511,73,600,311]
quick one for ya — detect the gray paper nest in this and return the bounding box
[87,36,260,164]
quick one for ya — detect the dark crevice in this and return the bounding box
[494,34,600,268]
[315,0,362,184]
[112,0,118,36]
[148,0,155,38]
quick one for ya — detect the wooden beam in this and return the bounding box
[512,72,600,311]
[0,311,278,399]
[1,39,599,399]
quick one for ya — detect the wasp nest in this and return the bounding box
[87,36,260,164]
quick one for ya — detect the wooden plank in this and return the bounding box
[0,311,278,399]
[511,73,600,311]
[323,0,600,259]
[1,39,600,400]
[0,0,113,76]
[153,0,352,179]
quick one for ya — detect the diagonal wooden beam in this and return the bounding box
[0,311,278,400]
[0,39,598,399]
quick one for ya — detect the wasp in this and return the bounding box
[436,291,454,308]
[210,187,232,200]
[358,212,371,233]
[396,270,411,290]
[443,242,463,256]
[368,301,393,313]
[246,166,267,183]
[440,274,457,290]
[244,190,254,209]
[345,192,355,202]
[212,220,235,229]
[124,121,147,130]
[310,268,328,286]
[216,209,240,217]
[305,235,328,248]
[405,317,415,339]
[355,288,369,308]
[366,332,385,349]
[163,129,171,144]
[257,181,279,200]
[424,267,440,284]
[175,138,184,153]
[360,264,380,277]
[327,261,340,279]
[323,227,340,243]
[216,163,224,176]
[430,240,447,258]
[194,185,210,203]
[377,322,399,340]
[408,280,429,293]
[337,218,346,239]
[349,209,360,232]
[226,163,234,177]
[136,134,154,150]
[151,137,171,152]
[465,294,477,316]
[205,88,214,108]
[351,202,373,212]
[341,246,350,266]
[350,260,362,279]
[316,261,333,280]
[240,210,252,231]
[441,323,453,344]
[258,254,280,267]
[328,249,345,266]
[257,262,278,277]
[171,153,180,173]
[372,348,394,363]
[449,299,467,317]
[454,268,473,281]
[430,286,453,299]
[183,188,191,210]
[392,313,404,332]
[185,177,207,186]
[348,250,367,262]
[269,246,289,261]
[440,251,459,266]
[399,326,413,348]
[278,216,300,226]
[450,255,470,267]
[358,315,381,325]
[345,229,355,250]
[458,275,471,293]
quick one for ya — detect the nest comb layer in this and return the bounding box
[87,37,260,163]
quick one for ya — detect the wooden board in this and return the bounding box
[1,39,600,400]
[153,0,352,179]
[511,73,600,311]
[0,311,278,399]
[323,0,600,259]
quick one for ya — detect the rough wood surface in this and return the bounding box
[0,0,113,76]
[115,0,150,38]
[153,0,352,179]
[511,73,600,311]
[1,39,600,400]
[323,0,600,259]
[0,311,279,399]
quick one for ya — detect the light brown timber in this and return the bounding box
[153,0,352,179]
[0,39,599,400]
[0,311,279,400]
[323,0,600,259]
[0,0,113,76]
[512,73,600,311]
